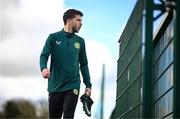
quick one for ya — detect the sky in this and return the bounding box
[0,0,136,119]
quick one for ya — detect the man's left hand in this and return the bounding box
[85,88,91,96]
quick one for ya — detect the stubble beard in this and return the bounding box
[72,26,80,33]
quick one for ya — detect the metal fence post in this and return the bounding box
[174,0,180,118]
[142,0,153,118]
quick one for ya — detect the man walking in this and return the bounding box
[40,9,92,119]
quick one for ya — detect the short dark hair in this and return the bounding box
[63,9,83,25]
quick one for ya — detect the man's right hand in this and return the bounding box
[41,68,51,79]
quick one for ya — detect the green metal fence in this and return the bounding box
[112,0,144,118]
[111,0,180,118]
[152,12,174,118]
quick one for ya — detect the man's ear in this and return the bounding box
[67,19,72,25]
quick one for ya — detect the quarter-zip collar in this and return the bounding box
[62,28,74,37]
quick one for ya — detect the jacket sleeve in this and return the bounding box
[39,34,53,71]
[79,39,92,88]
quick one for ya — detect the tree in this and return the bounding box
[0,111,4,118]
[3,99,36,118]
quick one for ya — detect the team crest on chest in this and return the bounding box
[74,42,80,49]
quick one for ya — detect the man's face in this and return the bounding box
[71,15,82,33]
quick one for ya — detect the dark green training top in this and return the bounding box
[40,29,92,92]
